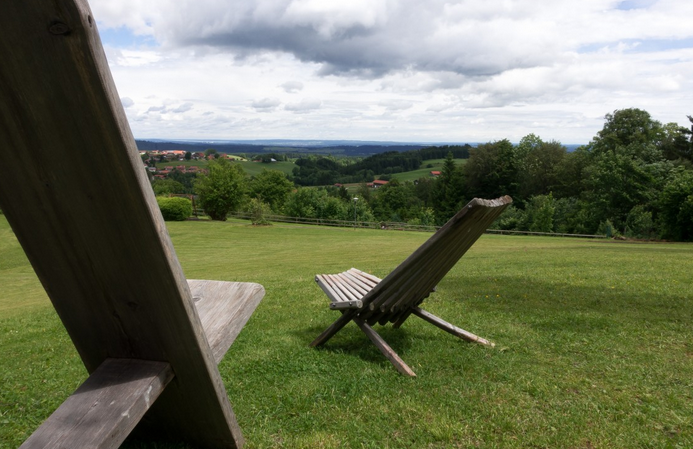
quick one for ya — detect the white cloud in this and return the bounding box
[89,0,693,143]
[280,81,304,93]
[252,98,282,112]
[284,98,322,113]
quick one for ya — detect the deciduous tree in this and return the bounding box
[195,159,247,221]
[249,169,293,213]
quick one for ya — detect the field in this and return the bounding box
[158,159,297,177]
[391,158,467,182]
[1,216,692,448]
[156,158,465,183]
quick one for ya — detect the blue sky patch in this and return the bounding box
[578,37,693,54]
[615,0,658,11]
[98,26,158,48]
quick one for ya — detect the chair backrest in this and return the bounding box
[360,196,512,324]
[0,1,244,446]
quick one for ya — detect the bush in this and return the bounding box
[157,196,192,221]
[490,205,526,230]
[624,205,655,239]
[597,219,617,238]
[246,198,272,225]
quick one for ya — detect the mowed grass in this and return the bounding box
[1,215,692,448]
[158,159,297,177]
[391,158,467,182]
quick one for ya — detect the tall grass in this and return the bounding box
[1,216,691,448]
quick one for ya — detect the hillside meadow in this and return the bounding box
[158,159,297,177]
[0,215,691,448]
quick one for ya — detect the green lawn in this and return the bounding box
[157,159,297,177]
[1,216,692,448]
[390,158,466,182]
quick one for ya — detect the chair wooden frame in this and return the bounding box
[311,196,512,376]
[0,1,263,447]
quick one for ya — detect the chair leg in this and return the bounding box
[310,311,357,347]
[411,307,495,347]
[354,318,416,377]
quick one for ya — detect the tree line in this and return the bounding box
[291,145,472,186]
[152,108,693,241]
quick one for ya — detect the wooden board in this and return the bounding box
[0,1,252,446]
[190,280,265,365]
[20,359,173,449]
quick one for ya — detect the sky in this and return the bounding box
[90,0,693,144]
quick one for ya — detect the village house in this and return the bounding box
[367,179,389,189]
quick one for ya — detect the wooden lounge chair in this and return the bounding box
[0,1,263,448]
[311,196,512,376]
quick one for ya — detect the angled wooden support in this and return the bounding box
[20,359,174,449]
[311,197,512,375]
[353,319,416,377]
[411,307,494,347]
[0,1,264,447]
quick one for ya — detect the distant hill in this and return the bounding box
[135,139,472,157]
[136,139,585,157]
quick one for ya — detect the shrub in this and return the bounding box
[597,219,617,238]
[624,205,655,239]
[490,205,526,230]
[246,198,272,225]
[157,196,192,221]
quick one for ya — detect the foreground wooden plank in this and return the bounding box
[190,280,265,365]
[20,359,173,449]
[0,1,249,446]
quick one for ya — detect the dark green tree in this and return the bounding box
[553,146,592,199]
[464,140,518,201]
[432,152,466,224]
[195,159,247,221]
[659,168,693,241]
[167,169,197,193]
[249,169,293,213]
[660,121,692,163]
[151,178,185,196]
[371,179,413,222]
[581,149,656,232]
[591,108,664,155]
[518,137,567,199]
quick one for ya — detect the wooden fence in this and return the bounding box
[226,212,607,239]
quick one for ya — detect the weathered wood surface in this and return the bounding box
[0,1,261,447]
[190,280,265,365]
[411,307,494,347]
[316,268,381,310]
[354,319,416,377]
[311,197,511,373]
[360,196,512,325]
[309,310,359,348]
[20,359,173,449]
